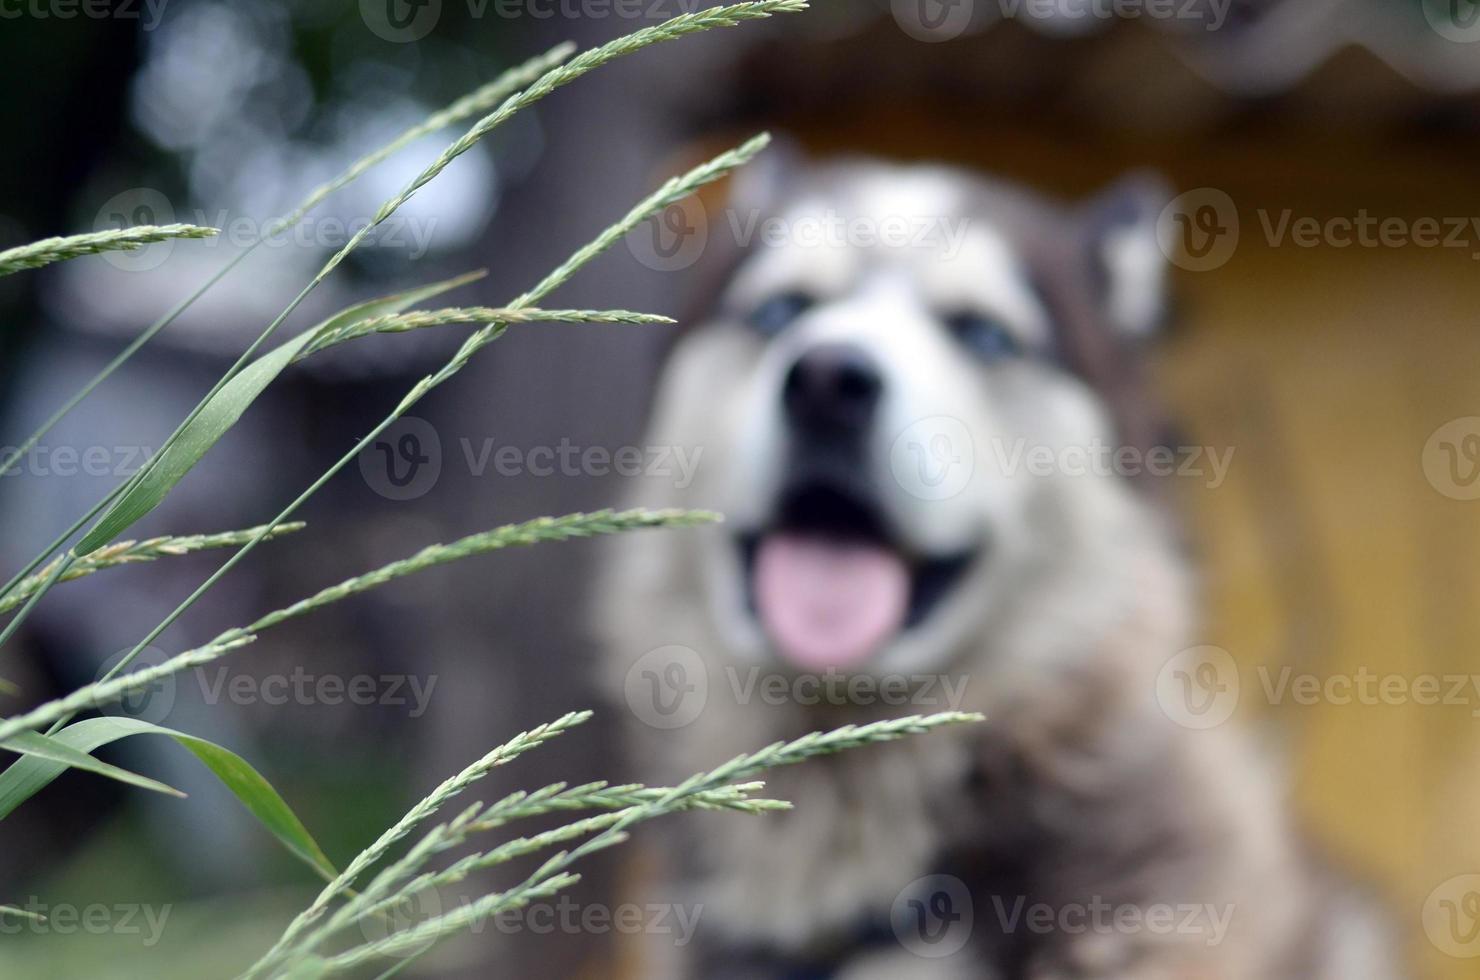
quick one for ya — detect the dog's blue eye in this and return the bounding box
[749,292,815,336]
[946,311,1022,362]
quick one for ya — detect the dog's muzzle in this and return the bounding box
[739,342,978,672]
[783,342,883,439]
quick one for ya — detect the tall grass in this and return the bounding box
[0,2,980,974]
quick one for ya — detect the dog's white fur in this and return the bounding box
[600,159,1399,978]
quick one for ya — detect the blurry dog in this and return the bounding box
[600,154,1397,978]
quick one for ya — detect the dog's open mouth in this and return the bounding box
[739,483,978,671]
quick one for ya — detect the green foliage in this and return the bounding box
[0,225,217,276]
[0,3,984,975]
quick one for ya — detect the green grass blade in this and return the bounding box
[0,225,218,276]
[94,134,770,691]
[0,45,574,484]
[299,306,672,359]
[19,6,787,671]
[173,732,337,881]
[0,905,46,922]
[248,712,592,976]
[0,511,714,743]
[0,523,305,617]
[0,717,336,881]
[0,730,185,800]
[74,272,482,555]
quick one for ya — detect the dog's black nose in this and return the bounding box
[783,343,883,434]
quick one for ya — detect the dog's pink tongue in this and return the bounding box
[754,534,910,670]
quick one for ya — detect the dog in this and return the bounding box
[599,152,1398,978]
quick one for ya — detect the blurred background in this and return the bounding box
[0,0,1478,976]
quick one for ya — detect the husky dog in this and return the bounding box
[600,155,1396,978]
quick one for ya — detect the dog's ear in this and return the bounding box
[1081,171,1173,342]
[726,134,807,218]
